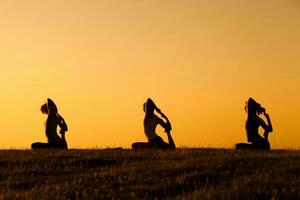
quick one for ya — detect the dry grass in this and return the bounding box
[0,149,299,200]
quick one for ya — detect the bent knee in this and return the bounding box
[31,143,39,149]
[131,143,139,149]
[31,143,36,149]
[132,142,150,149]
[31,142,46,149]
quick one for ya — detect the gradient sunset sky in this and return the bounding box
[0,0,299,148]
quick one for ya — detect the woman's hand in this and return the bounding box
[155,108,161,114]
[264,112,270,119]
[263,110,273,133]
[160,112,169,120]
[264,131,269,140]
[164,120,172,133]
[59,129,66,135]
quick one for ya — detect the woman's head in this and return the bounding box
[144,99,154,113]
[40,103,48,114]
[41,98,58,114]
[245,98,265,115]
[143,98,159,114]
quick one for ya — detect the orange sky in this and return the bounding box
[0,0,299,149]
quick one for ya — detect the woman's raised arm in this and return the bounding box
[57,114,68,133]
[47,98,58,114]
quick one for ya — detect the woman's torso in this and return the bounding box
[246,116,261,142]
[46,114,61,143]
[144,114,159,141]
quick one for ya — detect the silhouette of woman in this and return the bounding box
[132,98,176,150]
[236,98,273,150]
[31,98,68,149]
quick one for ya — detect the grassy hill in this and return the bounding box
[0,149,299,199]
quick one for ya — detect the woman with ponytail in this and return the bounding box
[132,98,176,150]
[236,97,273,150]
[31,98,68,149]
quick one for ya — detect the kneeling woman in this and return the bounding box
[236,98,273,150]
[32,98,68,149]
[132,98,176,150]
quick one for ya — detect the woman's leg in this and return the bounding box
[236,141,270,150]
[236,133,270,150]
[51,141,67,149]
[264,140,271,150]
[31,142,52,149]
[132,134,176,150]
[132,139,169,150]
[165,131,176,150]
[150,136,175,150]
[59,133,68,149]
[253,135,270,150]
[32,139,68,150]
[60,139,68,149]
[259,139,270,150]
[132,142,153,149]
[236,143,255,150]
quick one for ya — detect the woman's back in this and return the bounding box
[144,114,159,141]
[46,113,61,143]
[246,116,261,142]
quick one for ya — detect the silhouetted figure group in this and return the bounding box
[31,97,274,151]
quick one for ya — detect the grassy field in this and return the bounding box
[0,149,299,200]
